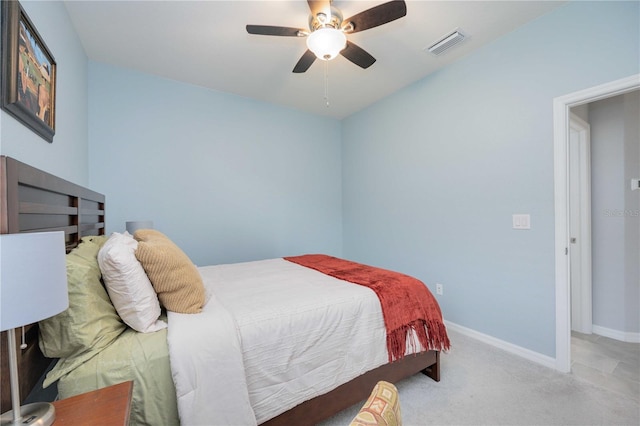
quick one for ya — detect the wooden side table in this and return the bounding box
[52,381,133,425]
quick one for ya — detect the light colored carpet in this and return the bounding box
[319,329,640,425]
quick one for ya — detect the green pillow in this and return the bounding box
[39,235,126,360]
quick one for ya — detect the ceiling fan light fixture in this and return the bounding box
[306,28,346,61]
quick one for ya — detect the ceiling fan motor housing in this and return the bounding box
[309,6,343,31]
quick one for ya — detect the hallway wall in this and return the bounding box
[590,91,640,338]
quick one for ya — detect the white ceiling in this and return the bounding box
[64,0,565,119]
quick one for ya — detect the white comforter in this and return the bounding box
[167,258,389,426]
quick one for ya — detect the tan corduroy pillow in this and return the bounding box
[134,229,205,314]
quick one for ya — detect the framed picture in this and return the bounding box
[1,0,56,142]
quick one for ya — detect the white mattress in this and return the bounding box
[167,258,389,425]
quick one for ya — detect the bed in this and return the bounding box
[0,155,449,425]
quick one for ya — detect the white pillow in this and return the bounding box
[98,232,167,333]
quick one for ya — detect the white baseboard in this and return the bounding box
[444,320,557,370]
[592,325,640,343]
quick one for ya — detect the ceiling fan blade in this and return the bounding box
[293,50,317,73]
[340,41,376,69]
[343,0,407,34]
[307,0,331,17]
[246,25,304,37]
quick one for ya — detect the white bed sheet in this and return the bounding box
[168,258,389,425]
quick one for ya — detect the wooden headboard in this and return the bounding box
[0,156,106,412]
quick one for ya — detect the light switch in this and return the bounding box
[512,214,531,230]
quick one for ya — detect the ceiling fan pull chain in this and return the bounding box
[324,60,330,108]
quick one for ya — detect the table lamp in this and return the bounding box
[0,231,68,426]
[125,220,153,235]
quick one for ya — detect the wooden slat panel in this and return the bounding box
[79,223,105,232]
[19,201,77,215]
[79,208,105,216]
[22,225,78,234]
[19,214,73,232]
[1,156,20,233]
[19,186,72,210]
[15,163,103,206]
[0,158,9,233]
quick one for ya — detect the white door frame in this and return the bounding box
[568,113,592,334]
[553,73,640,373]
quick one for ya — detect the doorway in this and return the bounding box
[568,113,592,335]
[553,74,640,373]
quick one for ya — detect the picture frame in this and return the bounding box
[1,0,56,142]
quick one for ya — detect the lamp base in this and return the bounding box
[0,402,55,426]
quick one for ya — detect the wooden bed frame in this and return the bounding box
[0,155,441,424]
[0,156,105,413]
[263,351,439,425]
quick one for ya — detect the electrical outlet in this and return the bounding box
[436,283,443,295]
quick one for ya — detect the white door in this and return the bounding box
[569,113,592,334]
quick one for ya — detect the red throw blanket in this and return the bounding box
[284,254,450,362]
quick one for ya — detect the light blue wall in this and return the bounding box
[88,62,342,266]
[0,1,89,184]
[341,1,640,357]
[5,0,638,359]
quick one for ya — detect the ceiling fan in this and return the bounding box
[246,0,407,73]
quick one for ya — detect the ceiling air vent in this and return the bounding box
[426,29,467,56]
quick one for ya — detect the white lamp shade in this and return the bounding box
[0,231,68,331]
[306,27,347,60]
[126,220,153,234]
